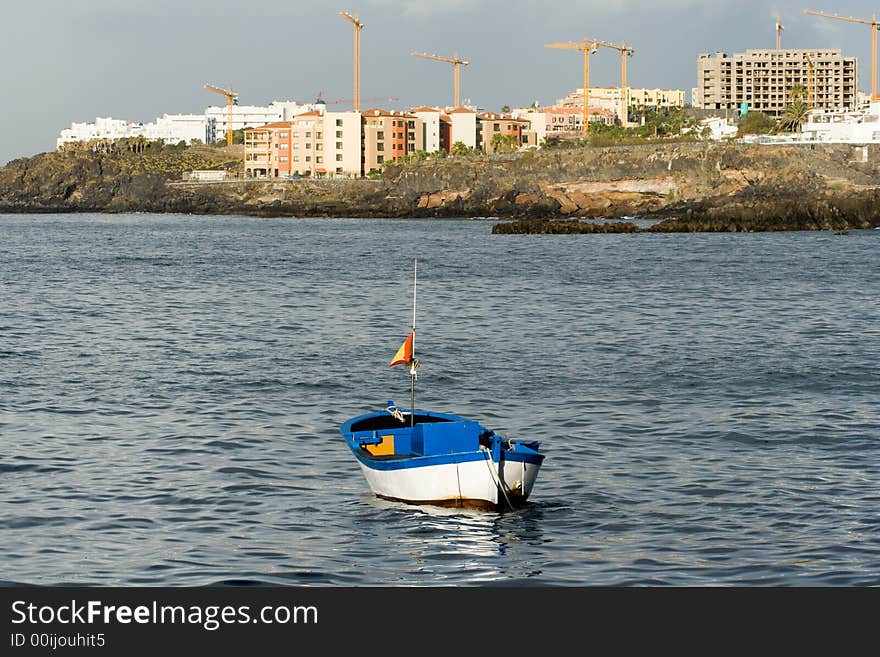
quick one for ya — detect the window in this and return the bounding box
[408,132,415,140]
[293,143,299,149]
[293,132,299,138]
[280,143,288,150]
[305,132,311,138]
[377,131,384,140]
[306,143,311,149]
[377,143,384,151]
[293,156,299,162]
[279,132,288,139]
[316,132,322,139]
[377,155,384,164]
[316,143,322,151]
[336,119,343,126]
[336,142,342,149]
[306,156,311,162]
[336,154,343,161]
[280,156,288,162]
[316,156,323,163]
[336,167,343,174]
[494,124,500,131]
[336,131,343,138]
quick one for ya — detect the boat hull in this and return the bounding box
[355,450,543,511]
[341,409,544,511]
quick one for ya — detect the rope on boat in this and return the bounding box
[481,446,514,511]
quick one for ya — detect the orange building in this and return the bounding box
[243,121,294,178]
[361,109,424,174]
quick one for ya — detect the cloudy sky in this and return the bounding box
[1,0,877,163]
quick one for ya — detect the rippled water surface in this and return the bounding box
[1,213,878,586]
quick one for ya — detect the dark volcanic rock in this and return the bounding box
[492,219,642,234]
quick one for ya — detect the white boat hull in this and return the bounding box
[357,449,542,510]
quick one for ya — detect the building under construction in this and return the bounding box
[695,49,858,117]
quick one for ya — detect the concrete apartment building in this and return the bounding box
[696,49,858,116]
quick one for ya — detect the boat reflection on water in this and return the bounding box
[366,496,547,582]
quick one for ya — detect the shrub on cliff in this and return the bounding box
[737,112,777,137]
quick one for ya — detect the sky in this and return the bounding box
[1,0,878,164]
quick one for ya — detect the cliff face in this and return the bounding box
[3,142,880,230]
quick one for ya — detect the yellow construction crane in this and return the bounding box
[600,41,635,126]
[804,9,879,100]
[411,51,470,108]
[776,16,784,50]
[339,12,364,111]
[805,53,816,107]
[325,96,400,105]
[545,40,599,137]
[545,38,633,134]
[204,83,238,146]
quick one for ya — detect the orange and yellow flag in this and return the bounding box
[389,332,414,367]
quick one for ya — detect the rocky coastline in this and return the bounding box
[3,142,880,232]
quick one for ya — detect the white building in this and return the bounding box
[696,116,738,140]
[205,100,318,143]
[57,117,139,147]
[447,107,477,149]
[411,107,443,153]
[800,102,880,142]
[143,114,207,144]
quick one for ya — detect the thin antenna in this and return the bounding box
[410,257,418,427]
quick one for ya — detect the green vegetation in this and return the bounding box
[490,133,519,153]
[53,139,242,176]
[736,111,777,137]
[540,107,703,149]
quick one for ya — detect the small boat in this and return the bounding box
[340,259,545,511]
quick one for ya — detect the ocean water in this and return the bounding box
[1,213,878,586]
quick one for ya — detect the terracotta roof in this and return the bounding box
[411,106,441,113]
[446,107,476,114]
[247,121,293,130]
[293,111,322,119]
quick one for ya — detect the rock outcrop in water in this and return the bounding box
[3,141,880,231]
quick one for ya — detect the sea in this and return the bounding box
[1,213,878,586]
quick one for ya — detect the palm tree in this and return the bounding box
[780,85,811,133]
[780,100,811,133]
[789,83,808,102]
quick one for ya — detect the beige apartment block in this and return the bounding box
[696,49,858,116]
[556,87,686,117]
[324,111,362,178]
[361,109,424,174]
[475,113,530,153]
[289,110,324,177]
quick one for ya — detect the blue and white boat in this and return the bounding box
[340,260,545,511]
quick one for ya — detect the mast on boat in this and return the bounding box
[410,258,419,427]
